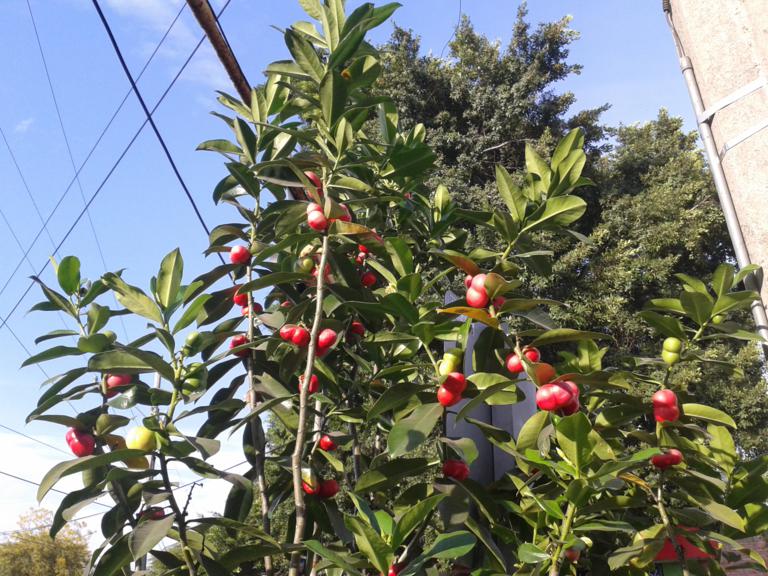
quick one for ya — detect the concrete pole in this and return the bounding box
[665,0,768,342]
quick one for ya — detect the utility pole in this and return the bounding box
[663,0,768,343]
[186,0,252,106]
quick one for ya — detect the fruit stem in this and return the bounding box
[289,234,331,576]
[549,501,576,576]
[158,453,197,576]
[655,478,691,576]
[424,346,440,377]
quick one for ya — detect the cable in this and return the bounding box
[0,0,232,337]
[0,468,111,509]
[439,0,463,58]
[0,1,187,305]
[0,423,70,456]
[92,0,221,249]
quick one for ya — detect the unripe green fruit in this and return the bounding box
[712,314,725,325]
[298,257,315,272]
[126,426,156,451]
[103,330,117,343]
[662,337,682,353]
[661,350,680,365]
[183,331,203,355]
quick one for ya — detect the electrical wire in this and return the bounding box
[0,0,232,338]
[91,0,222,251]
[0,422,70,456]
[0,1,188,304]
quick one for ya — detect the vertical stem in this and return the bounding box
[350,422,362,482]
[289,234,330,576]
[656,481,691,576]
[246,251,273,575]
[548,502,576,576]
[158,454,198,576]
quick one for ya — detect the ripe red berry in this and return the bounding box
[140,507,165,521]
[279,324,297,341]
[65,428,95,457]
[652,389,680,423]
[306,202,322,215]
[307,210,328,232]
[535,382,576,412]
[492,296,506,309]
[464,275,473,289]
[348,321,365,338]
[233,287,249,307]
[319,435,336,451]
[299,374,320,394]
[358,244,369,254]
[318,478,339,498]
[355,253,367,265]
[387,566,399,576]
[317,328,337,349]
[437,385,461,407]
[443,459,470,481]
[302,480,318,495]
[442,372,467,394]
[651,448,683,469]
[523,347,541,363]
[105,373,131,397]
[469,273,487,291]
[505,353,523,374]
[304,171,323,199]
[229,245,250,265]
[280,300,293,308]
[292,327,311,347]
[339,205,352,222]
[466,287,489,308]
[564,548,580,563]
[361,271,377,288]
[242,303,263,316]
[230,334,249,357]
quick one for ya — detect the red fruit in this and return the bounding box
[437,385,461,407]
[348,321,365,337]
[443,372,467,394]
[65,428,95,457]
[302,481,318,495]
[318,478,339,498]
[312,264,332,281]
[229,245,250,265]
[318,328,337,349]
[304,171,323,198]
[279,324,297,341]
[464,275,473,289]
[523,347,541,363]
[535,382,575,412]
[306,202,322,215]
[443,459,470,481]
[339,205,352,222]
[361,271,377,288]
[387,566,399,576]
[651,448,683,469]
[358,244,369,254]
[307,210,328,232]
[652,389,680,423]
[292,327,311,347]
[564,548,580,563]
[505,353,523,374]
[560,396,581,416]
[492,296,506,308]
[319,435,336,451]
[299,374,320,394]
[316,345,330,358]
[141,507,165,521]
[233,288,249,307]
[230,334,249,357]
[470,273,487,291]
[533,362,557,385]
[105,373,131,398]
[466,287,489,308]
[280,300,293,308]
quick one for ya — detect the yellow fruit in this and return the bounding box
[124,456,150,470]
[126,426,156,451]
[662,337,682,353]
[661,350,680,365]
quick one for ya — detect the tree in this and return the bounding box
[23,1,768,575]
[0,509,89,576]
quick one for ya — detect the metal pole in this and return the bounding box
[663,3,768,344]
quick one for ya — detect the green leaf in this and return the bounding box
[128,514,175,559]
[299,0,324,20]
[518,542,550,564]
[38,450,146,501]
[304,540,362,575]
[639,311,686,340]
[516,410,549,455]
[172,293,212,334]
[734,263,762,287]
[521,195,586,233]
[89,349,175,381]
[555,412,594,472]
[530,328,610,347]
[92,535,133,576]
[356,458,433,493]
[87,303,110,335]
[102,273,163,324]
[712,290,760,316]
[495,165,526,222]
[422,530,476,559]
[319,69,348,125]
[22,346,83,367]
[392,494,445,549]
[388,403,442,457]
[432,249,480,276]
[239,272,310,293]
[440,437,478,465]
[156,248,183,309]
[385,237,414,277]
[711,264,735,298]
[344,516,392,573]
[682,403,736,428]
[57,256,81,295]
[689,497,745,531]
[284,28,324,83]
[680,290,713,325]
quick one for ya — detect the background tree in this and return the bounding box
[0,509,89,576]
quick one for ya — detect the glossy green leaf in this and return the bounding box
[128,514,175,559]
[388,403,442,457]
[682,403,736,428]
[156,248,183,309]
[57,256,81,295]
[102,273,163,324]
[355,458,433,493]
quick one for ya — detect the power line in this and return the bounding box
[0,422,70,456]
[92,0,220,247]
[0,468,111,509]
[0,1,188,305]
[0,0,232,339]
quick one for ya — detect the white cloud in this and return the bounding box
[13,118,34,134]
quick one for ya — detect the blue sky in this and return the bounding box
[0,0,695,541]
